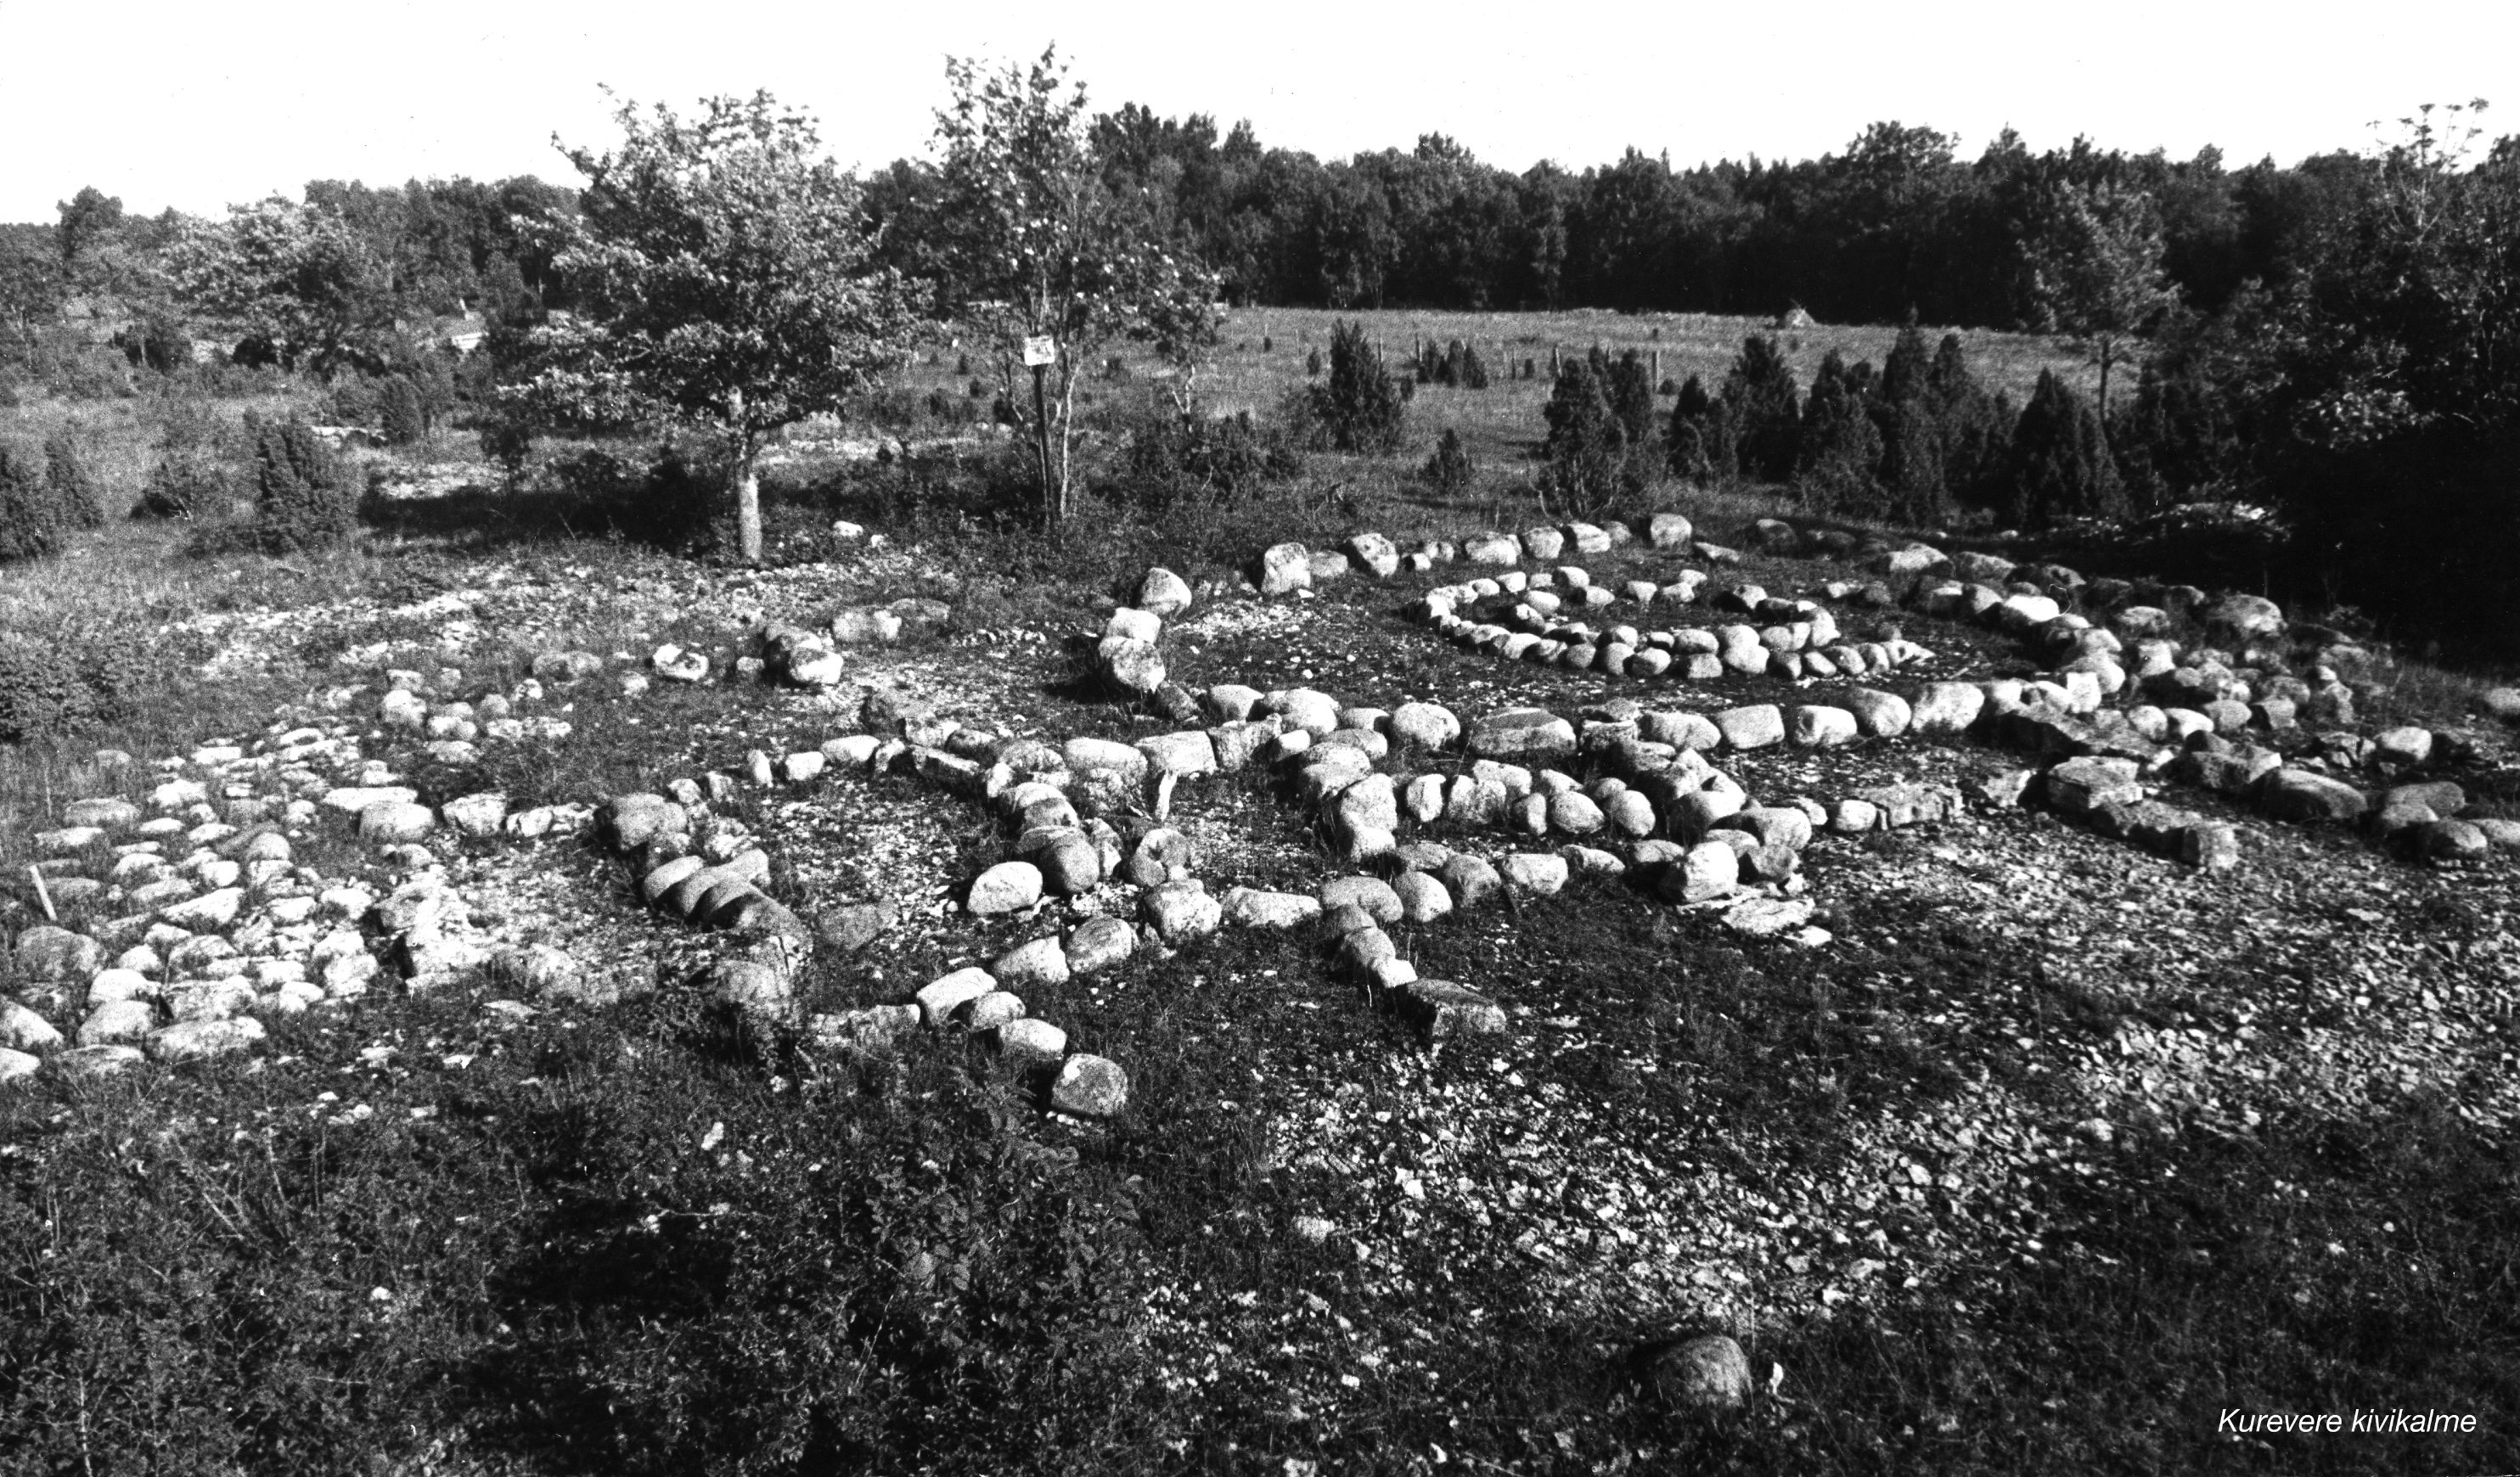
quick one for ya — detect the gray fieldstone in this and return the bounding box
[0,1002,64,1053]
[916,967,998,1027]
[1387,702,1461,750]
[1064,916,1139,975]
[991,937,1072,990]
[1141,880,1222,942]
[1790,706,1859,748]
[1657,1335,1756,1411]
[1437,853,1504,908]
[1320,875,1403,924]
[64,798,138,829]
[1051,1054,1129,1117]
[1500,852,1569,896]
[967,862,1044,916]
[1714,705,1785,750]
[1468,708,1577,761]
[79,999,156,1047]
[1910,683,1987,737]
[16,926,101,983]
[2256,767,2368,823]
[995,1016,1068,1067]
[440,792,508,837]
[1348,531,1401,577]
[1100,637,1166,694]
[1137,730,1218,778]
[1258,542,1313,595]
[149,1016,266,1061]
[1393,980,1507,1040]
[2373,726,2434,767]
[1225,887,1322,929]
[1392,870,1454,924]
[1139,566,1195,617]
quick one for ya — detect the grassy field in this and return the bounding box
[2,325,2517,1474]
[1054,306,2087,463]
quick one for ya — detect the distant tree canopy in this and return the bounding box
[860,115,2429,328]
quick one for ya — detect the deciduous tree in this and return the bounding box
[2028,181,2177,439]
[927,47,1223,521]
[514,91,919,561]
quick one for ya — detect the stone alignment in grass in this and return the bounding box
[6,692,594,1087]
[1247,509,2506,878]
[781,683,1532,1064]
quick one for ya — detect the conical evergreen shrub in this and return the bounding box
[1794,352,1883,515]
[1720,335,1800,481]
[380,375,427,447]
[0,443,60,562]
[43,431,106,528]
[2005,370,2124,528]
[250,419,360,552]
[1307,320,1406,453]
[1540,358,1637,514]
[1928,334,2012,512]
[1422,428,1474,495]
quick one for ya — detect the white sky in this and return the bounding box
[3,0,2514,222]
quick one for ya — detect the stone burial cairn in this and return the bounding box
[1838,535,2515,869]
[593,745,1139,1122]
[2,704,599,1087]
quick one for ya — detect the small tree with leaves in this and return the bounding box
[515,91,920,561]
[2028,182,2177,442]
[929,48,1223,521]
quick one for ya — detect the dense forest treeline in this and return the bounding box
[866,112,2387,325]
[2,109,2498,352]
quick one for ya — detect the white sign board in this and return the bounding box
[1021,335,1056,368]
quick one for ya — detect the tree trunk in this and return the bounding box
[2096,347,2113,453]
[735,451,762,564]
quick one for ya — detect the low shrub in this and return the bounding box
[1305,332,1395,430]
[247,419,360,552]
[379,375,427,446]
[2006,369,2124,528]
[1422,427,1474,496]
[1110,403,1305,510]
[43,430,107,527]
[0,443,63,562]
[0,624,155,743]
[1541,350,1659,515]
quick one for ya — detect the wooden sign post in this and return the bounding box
[1023,334,1056,519]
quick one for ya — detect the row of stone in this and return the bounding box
[2,716,538,1083]
[1247,513,1724,598]
[1416,568,1927,686]
[609,716,1151,1118]
[1921,576,2497,866]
